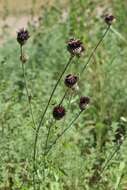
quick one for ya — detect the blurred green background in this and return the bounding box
[0,0,127,189]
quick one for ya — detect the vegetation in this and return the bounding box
[0,0,127,189]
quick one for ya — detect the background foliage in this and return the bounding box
[0,0,127,189]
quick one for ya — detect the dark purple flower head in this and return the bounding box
[114,125,126,145]
[104,14,115,25]
[53,105,66,120]
[79,96,90,110]
[67,38,84,56]
[64,74,78,88]
[17,28,30,46]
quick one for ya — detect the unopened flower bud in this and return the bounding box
[79,96,90,110]
[17,28,30,46]
[64,74,78,88]
[67,38,84,56]
[20,54,28,63]
[53,105,66,120]
[104,14,115,25]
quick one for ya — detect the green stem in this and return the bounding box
[95,134,127,185]
[20,45,37,190]
[42,88,68,183]
[99,144,121,180]
[45,110,83,155]
[33,55,73,187]
[59,89,68,106]
[43,120,56,184]
[81,25,110,75]
[42,88,70,184]
[20,46,36,130]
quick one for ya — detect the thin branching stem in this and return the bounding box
[43,89,68,157]
[42,88,69,180]
[61,91,73,127]
[42,89,68,181]
[59,89,68,106]
[33,55,73,187]
[99,144,121,179]
[80,25,110,75]
[43,89,68,158]
[45,110,83,155]
[20,45,37,190]
[20,46,36,130]
[67,91,73,109]
[97,134,127,184]
[95,133,127,186]
[44,120,55,156]
[42,119,56,185]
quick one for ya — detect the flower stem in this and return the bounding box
[33,55,73,187]
[59,89,68,106]
[20,45,37,189]
[42,119,56,184]
[42,89,68,181]
[95,135,127,185]
[45,110,83,155]
[98,144,121,181]
[20,46,36,130]
[81,25,110,75]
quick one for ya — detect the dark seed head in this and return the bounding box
[104,14,115,25]
[79,96,90,110]
[17,28,30,46]
[67,38,85,56]
[64,74,78,88]
[53,105,66,120]
[114,125,126,145]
